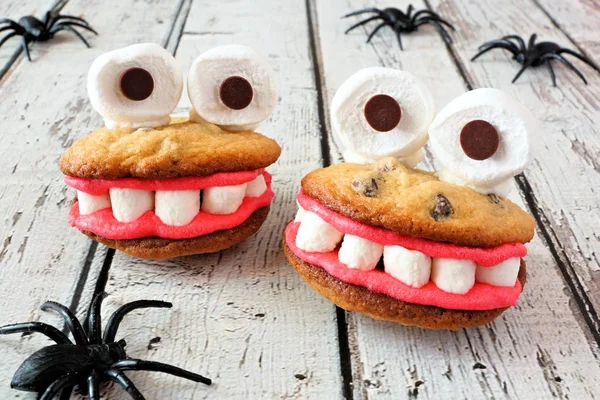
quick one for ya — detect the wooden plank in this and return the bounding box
[533,0,600,66]
[0,0,185,398]
[312,0,600,398]
[95,0,344,399]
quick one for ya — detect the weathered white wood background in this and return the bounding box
[0,0,598,399]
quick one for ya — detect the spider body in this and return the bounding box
[0,293,211,400]
[472,34,600,86]
[0,10,97,61]
[343,5,455,50]
[12,342,126,392]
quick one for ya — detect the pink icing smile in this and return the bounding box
[285,222,522,310]
[66,169,263,195]
[297,191,526,267]
[68,172,273,240]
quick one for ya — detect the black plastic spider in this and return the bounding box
[342,4,455,50]
[0,292,211,399]
[471,33,600,86]
[0,9,97,61]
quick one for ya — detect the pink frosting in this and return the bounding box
[69,173,273,240]
[297,191,526,267]
[66,169,263,195]
[285,222,522,310]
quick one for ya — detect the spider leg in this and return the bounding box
[49,24,91,48]
[0,32,19,49]
[87,370,100,400]
[477,40,519,57]
[366,22,389,43]
[344,16,381,34]
[105,369,146,400]
[528,33,537,50]
[411,9,442,20]
[112,359,212,386]
[414,15,456,31]
[103,300,172,343]
[0,26,16,35]
[21,37,31,61]
[414,19,452,44]
[501,35,526,51]
[0,18,19,27]
[39,373,81,400]
[85,291,107,343]
[342,7,380,18]
[557,48,600,74]
[52,15,93,26]
[41,301,88,345]
[512,59,535,83]
[546,60,557,87]
[59,385,74,400]
[0,321,71,344]
[56,21,98,35]
[544,53,588,84]
[396,31,404,51]
[407,4,414,18]
[471,43,518,61]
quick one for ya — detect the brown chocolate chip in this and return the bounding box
[431,194,453,221]
[487,193,501,204]
[364,94,402,132]
[119,68,154,101]
[352,177,379,197]
[460,120,499,160]
[219,76,253,110]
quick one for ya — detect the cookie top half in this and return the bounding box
[60,118,281,180]
[301,159,534,248]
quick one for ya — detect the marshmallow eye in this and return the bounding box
[428,88,536,187]
[187,45,278,132]
[330,67,435,160]
[87,43,183,129]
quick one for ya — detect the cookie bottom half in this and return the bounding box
[283,238,527,330]
[82,206,270,260]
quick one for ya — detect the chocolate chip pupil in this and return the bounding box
[460,120,500,161]
[119,68,154,101]
[364,94,402,132]
[220,76,253,110]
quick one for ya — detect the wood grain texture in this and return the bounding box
[534,0,600,66]
[94,0,344,399]
[0,0,184,399]
[312,0,600,398]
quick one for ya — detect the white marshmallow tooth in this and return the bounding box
[294,205,307,222]
[155,190,200,226]
[383,245,431,288]
[201,183,248,215]
[431,258,476,294]
[109,188,154,223]
[331,67,435,161]
[295,212,343,252]
[187,45,278,131]
[476,257,521,287]
[77,191,111,215]
[245,175,267,197]
[429,88,538,192]
[88,43,183,128]
[338,235,383,271]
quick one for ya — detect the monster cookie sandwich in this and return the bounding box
[61,44,281,260]
[283,69,536,330]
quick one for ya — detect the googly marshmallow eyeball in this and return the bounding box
[429,88,537,195]
[187,45,278,132]
[87,43,183,129]
[331,67,435,163]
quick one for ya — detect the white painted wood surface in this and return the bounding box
[0,0,598,399]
